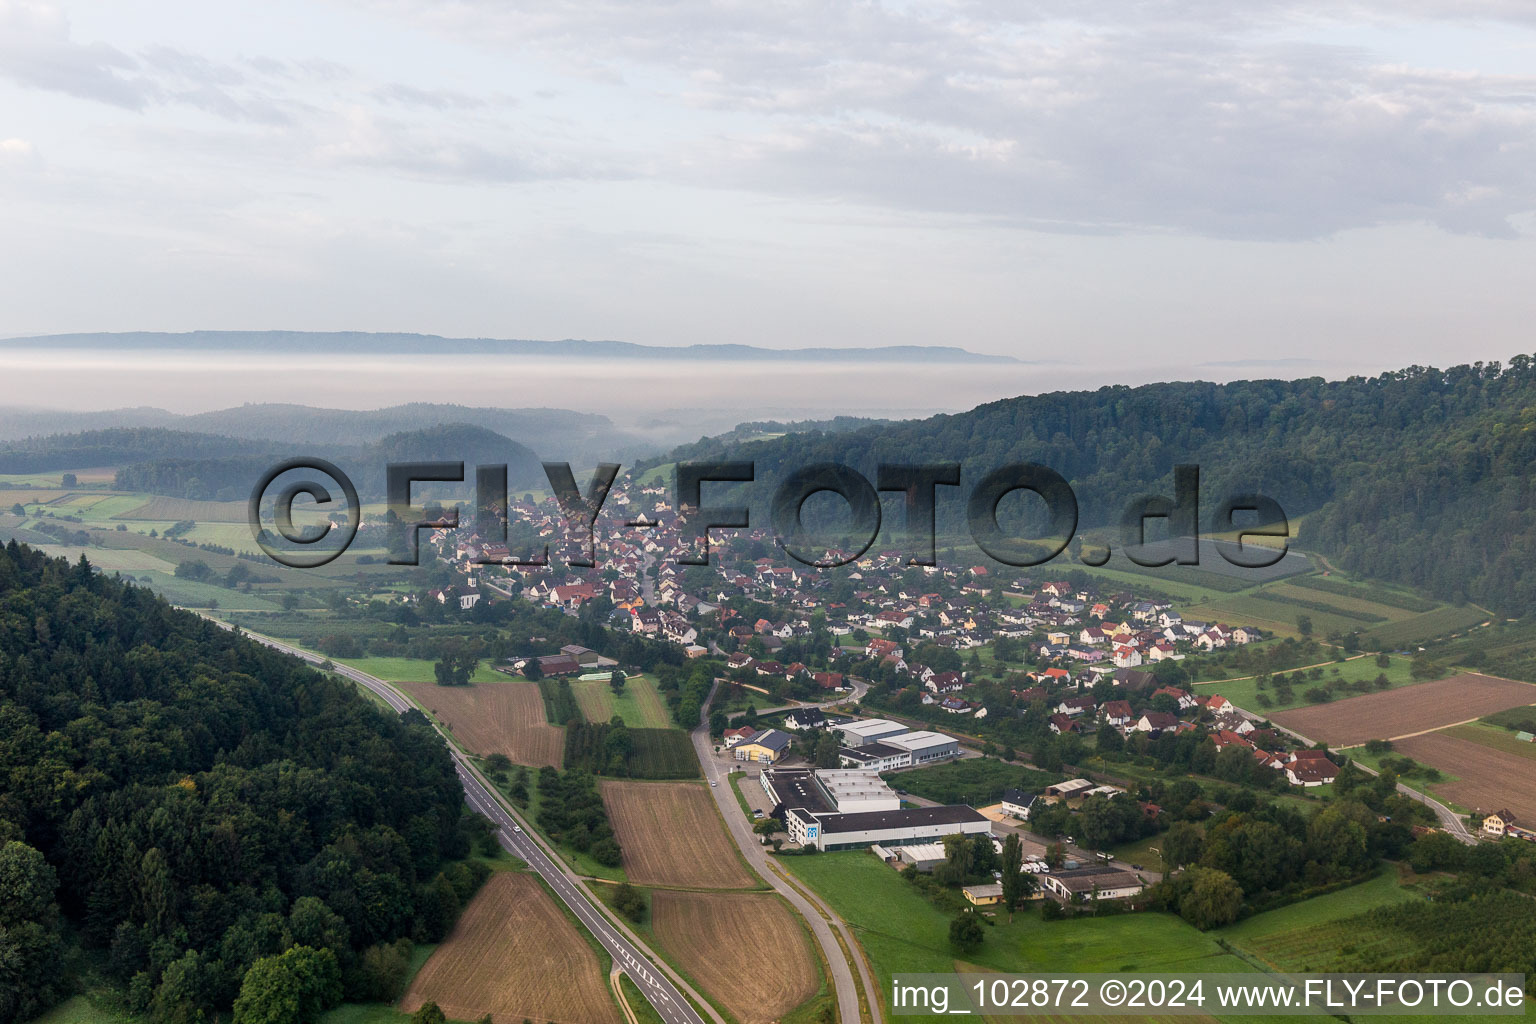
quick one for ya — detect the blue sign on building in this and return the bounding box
[806,824,819,839]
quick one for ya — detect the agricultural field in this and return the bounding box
[1441,721,1536,761]
[1192,592,1377,639]
[1194,654,1417,714]
[401,872,620,1024]
[131,570,283,611]
[571,673,673,728]
[627,729,701,780]
[600,780,756,889]
[651,891,819,1024]
[398,680,564,768]
[1270,673,1536,747]
[112,496,250,522]
[1364,605,1490,649]
[25,545,179,573]
[1393,731,1536,824]
[1217,869,1421,970]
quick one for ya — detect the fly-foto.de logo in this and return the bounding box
[248,459,1288,571]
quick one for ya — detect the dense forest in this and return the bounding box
[0,541,481,1024]
[0,429,267,475]
[653,357,1536,611]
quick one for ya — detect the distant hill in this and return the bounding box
[654,357,1536,613]
[0,330,1020,363]
[0,402,635,464]
[0,428,266,474]
[6,423,542,499]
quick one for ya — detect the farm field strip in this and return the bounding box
[1442,722,1536,760]
[1392,732,1536,826]
[401,872,621,1024]
[1270,673,1536,747]
[399,680,564,768]
[651,891,819,1024]
[111,496,251,522]
[601,780,756,890]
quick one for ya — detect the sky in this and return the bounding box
[2,0,1536,394]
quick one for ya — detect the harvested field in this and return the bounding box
[652,891,817,1024]
[401,872,620,1024]
[1270,673,1536,747]
[600,780,755,889]
[112,496,250,522]
[399,680,563,768]
[1393,732,1536,824]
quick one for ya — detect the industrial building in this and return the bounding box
[882,730,960,764]
[761,766,990,851]
[790,804,991,852]
[833,719,961,769]
[836,742,910,771]
[834,718,911,747]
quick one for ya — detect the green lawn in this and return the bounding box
[570,673,674,728]
[781,851,1256,1024]
[30,995,146,1024]
[1217,868,1418,955]
[885,758,1058,806]
[336,656,506,684]
[1194,655,1419,715]
[133,570,282,611]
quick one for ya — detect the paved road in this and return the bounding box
[1246,707,1477,844]
[724,677,870,722]
[216,623,718,1024]
[694,681,881,1024]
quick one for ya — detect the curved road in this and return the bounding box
[215,623,720,1024]
[694,680,881,1024]
[1245,707,1477,844]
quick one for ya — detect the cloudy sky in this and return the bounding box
[2,0,1535,378]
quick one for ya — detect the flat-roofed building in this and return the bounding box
[834,718,911,748]
[815,769,902,814]
[837,741,910,771]
[1041,868,1146,901]
[882,730,960,764]
[791,804,991,851]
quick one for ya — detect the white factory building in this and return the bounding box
[833,719,961,770]
[761,766,989,852]
[834,718,911,747]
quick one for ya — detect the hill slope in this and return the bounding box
[655,357,1536,611]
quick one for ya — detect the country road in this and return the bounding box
[1242,705,1478,844]
[694,680,881,1024]
[212,622,721,1024]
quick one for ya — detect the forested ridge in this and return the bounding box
[0,541,480,1024]
[655,357,1536,611]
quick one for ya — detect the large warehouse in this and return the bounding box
[788,804,991,852]
[761,766,990,851]
[833,718,962,769]
[882,730,960,764]
[834,718,911,747]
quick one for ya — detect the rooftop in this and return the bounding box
[817,804,989,835]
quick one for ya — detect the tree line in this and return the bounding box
[0,541,482,1024]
